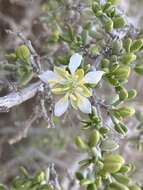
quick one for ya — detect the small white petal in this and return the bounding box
[78,96,92,114]
[84,71,105,84]
[39,71,59,84]
[69,53,82,74]
[54,95,69,116]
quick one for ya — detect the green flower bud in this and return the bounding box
[124,163,136,172]
[80,179,94,186]
[108,77,120,86]
[130,39,143,53]
[110,64,120,73]
[114,107,135,118]
[89,130,100,147]
[101,59,110,68]
[114,65,131,81]
[12,177,25,188]
[92,2,102,17]
[59,34,71,43]
[99,170,109,179]
[51,30,61,42]
[108,9,116,18]
[116,86,128,101]
[134,64,143,75]
[114,123,128,135]
[75,136,89,150]
[103,68,110,73]
[123,38,132,53]
[113,174,131,185]
[113,16,127,28]
[122,53,136,65]
[16,45,30,61]
[111,55,118,62]
[20,166,29,177]
[95,177,102,187]
[119,89,128,101]
[99,127,110,134]
[87,184,97,190]
[18,67,34,86]
[106,155,125,165]
[104,19,114,32]
[21,181,32,188]
[90,147,101,158]
[75,172,84,181]
[96,160,104,170]
[119,165,131,173]
[109,182,129,190]
[0,184,5,190]
[89,46,99,55]
[81,30,88,45]
[103,154,125,173]
[129,185,142,190]
[103,2,112,12]
[79,159,91,167]
[5,53,17,62]
[112,40,123,55]
[128,89,137,100]
[0,63,17,72]
[35,171,45,183]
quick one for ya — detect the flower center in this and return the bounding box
[67,77,80,93]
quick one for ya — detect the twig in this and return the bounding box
[38,84,55,128]
[0,81,42,112]
[49,163,62,190]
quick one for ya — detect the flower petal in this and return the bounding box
[77,95,92,114]
[39,71,58,83]
[54,95,69,116]
[69,53,82,74]
[84,71,105,84]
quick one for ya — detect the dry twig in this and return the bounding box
[0,81,42,112]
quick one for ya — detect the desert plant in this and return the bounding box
[0,0,143,189]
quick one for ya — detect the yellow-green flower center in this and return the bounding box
[51,68,92,98]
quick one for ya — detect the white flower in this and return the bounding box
[39,53,104,116]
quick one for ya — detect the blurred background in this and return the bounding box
[0,0,143,188]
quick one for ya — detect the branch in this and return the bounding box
[0,81,43,112]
